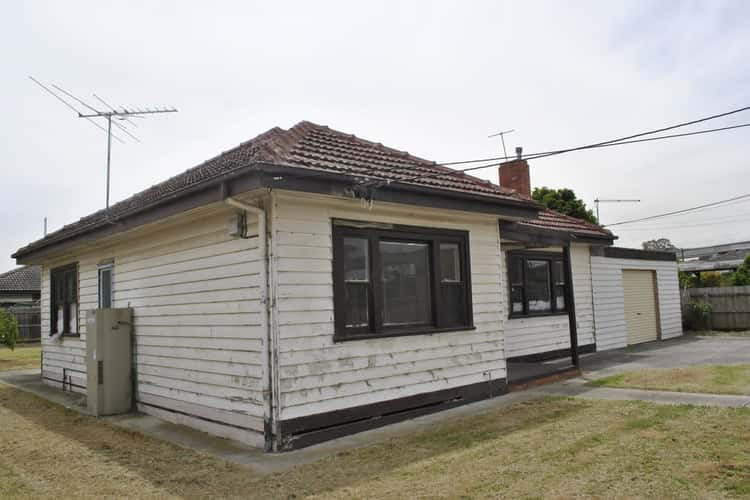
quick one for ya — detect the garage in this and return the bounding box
[590,247,682,351]
[622,270,659,344]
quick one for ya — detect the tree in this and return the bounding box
[730,255,750,286]
[0,309,18,350]
[642,238,677,252]
[531,187,598,224]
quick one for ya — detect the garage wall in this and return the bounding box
[270,192,507,422]
[590,255,682,351]
[501,244,595,358]
[39,202,266,447]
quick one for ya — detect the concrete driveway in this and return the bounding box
[532,334,750,408]
[578,334,750,378]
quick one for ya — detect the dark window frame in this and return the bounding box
[507,250,567,318]
[50,262,79,336]
[332,221,473,341]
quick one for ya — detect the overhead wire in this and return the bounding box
[363,121,750,188]
[603,193,750,227]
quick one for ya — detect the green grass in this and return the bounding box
[1,383,749,498]
[0,345,40,372]
[589,364,750,395]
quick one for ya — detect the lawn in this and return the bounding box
[590,364,750,396]
[0,345,40,372]
[1,384,749,498]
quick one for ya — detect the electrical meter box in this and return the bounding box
[86,308,133,416]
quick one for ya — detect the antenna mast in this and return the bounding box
[29,76,178,212]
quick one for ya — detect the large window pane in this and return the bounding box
[526,259,551,312]
[380,241,432,326]
[440,243,461,282]
[343,237,369,281]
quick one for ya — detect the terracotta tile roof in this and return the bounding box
[516,209,615,240]
[14,121,536,258]
[0,266,41,292]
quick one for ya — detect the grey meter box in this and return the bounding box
[86,308,133,416]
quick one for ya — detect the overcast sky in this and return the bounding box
[2,1,749,271]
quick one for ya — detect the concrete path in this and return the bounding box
[531,377,750,408]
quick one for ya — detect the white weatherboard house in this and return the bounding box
[13,121,681,451]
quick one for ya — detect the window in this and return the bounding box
[507,251,567,318]
[98,263,113,309]
[50,263,78,335]
[333,222,472,340]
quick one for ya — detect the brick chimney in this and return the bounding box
[498,146,531,198]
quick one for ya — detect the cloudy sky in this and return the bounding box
[2,1,749,270]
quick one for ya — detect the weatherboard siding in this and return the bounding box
[39,204,266,446]
[501,244,595,358]
[271,192,507,421]
[590,256,682,351]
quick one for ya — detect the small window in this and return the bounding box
[98,264,113,309]
[333,222,472,340]
[507,251,567,318]
[50,263,78,335]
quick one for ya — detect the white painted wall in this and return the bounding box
[501,244,595,358]
[269,192,507,421]
[39,202,266,447]
[590,256,682,351]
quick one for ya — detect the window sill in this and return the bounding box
[334,325,476,343]
[508,312,568,320]
[60,333,81,338]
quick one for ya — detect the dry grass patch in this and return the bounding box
[1,383,750,498]
[590,364,750,395]
[0,345,40,372]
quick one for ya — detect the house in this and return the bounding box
[0,266,40,308]
[12,121,682,451]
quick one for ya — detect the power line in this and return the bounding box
[612,212,750,231]
[614,217,750,231]
[604,193,750,227]
[362,121,750,188]
[437,105,750,168]
[607,198,750,228]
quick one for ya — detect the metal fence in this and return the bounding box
[682,286,750,331]
[6,306,41,343]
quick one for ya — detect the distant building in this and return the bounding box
[0,266,41,308]
[678,241,750,273]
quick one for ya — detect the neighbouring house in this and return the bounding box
[12,121,682,451]
[0,266,40,307]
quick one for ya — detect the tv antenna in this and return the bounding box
[488,129,516,158]
[29,76,178,212]
[594,198,641,224]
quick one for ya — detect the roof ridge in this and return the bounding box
[290,121,520,196]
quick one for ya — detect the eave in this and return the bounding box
[14,163,540,264]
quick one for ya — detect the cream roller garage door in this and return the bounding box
[623,270,659,345]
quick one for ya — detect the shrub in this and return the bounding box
[729,255,750,286]
[0,309,19,350]
[685,300,712,331]
[700,272,723,287]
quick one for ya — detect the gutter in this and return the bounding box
[223,197,276,451]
